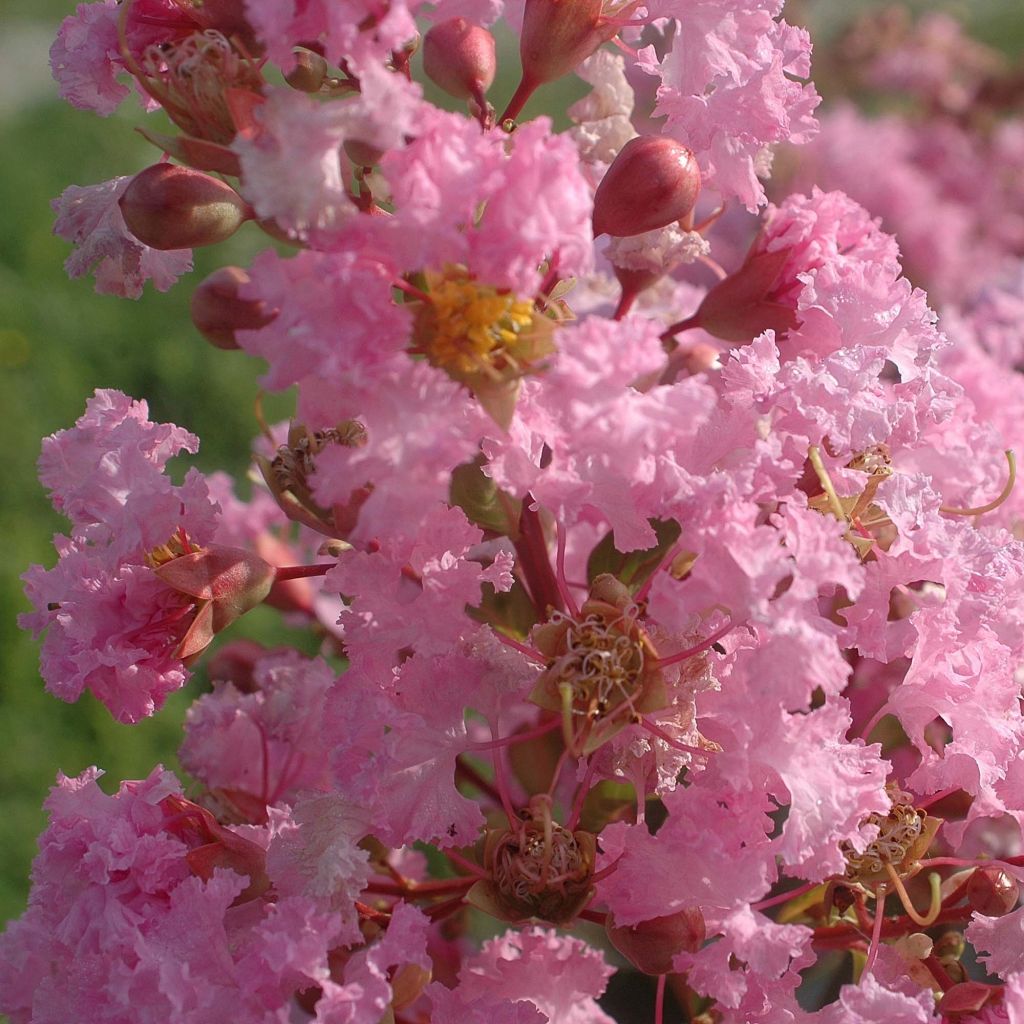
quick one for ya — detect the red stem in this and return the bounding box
[274,563,334,581]
[811,905,970,950]
[500,74,540,123]
[364,875,477,898]
[922,955,956,992]
[614,288,638,320]
[514,498,565,616]
[455,756,504,805]
[660,314,701,342]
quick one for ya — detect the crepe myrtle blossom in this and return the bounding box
[20,390,281,723]
[13,1,1024,1021]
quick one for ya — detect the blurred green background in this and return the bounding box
[2,0,1023,928]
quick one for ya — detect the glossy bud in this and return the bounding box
[119,164,251,250]
[190,266,276,350]
[520,0,618,86]
[967,866,1019,916]
[423,19,497,101]
[592,136,701,238]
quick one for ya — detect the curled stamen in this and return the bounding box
[941,450,1016,517]
[883,864,942,927]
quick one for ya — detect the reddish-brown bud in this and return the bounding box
[190,266,276,350]
[592,136,701,238]
[966,866,1019,917]
[520,0,619,86]
[343,138,385,169]
[608,908,706,975]
[423,19,497,101]
[285,48,329,92]
[153,545,276,660]
[692,246,800,342]
[119,164,251,250]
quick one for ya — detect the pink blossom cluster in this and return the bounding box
[8,2,1024,1022]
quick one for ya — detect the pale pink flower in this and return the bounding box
[452,928,616,1024]
[180,652,336,809]
[52,176,193,298]
[235,70,422,239]
[265,794,371,946]
[383,112,593,294]
[50,0,130,116]
[242,0,419,71]
[0,767,342,1024]
[818,973,937,1023]
[37,389,211,557]
[18,391,257,723]
[639,0,819,209]
[568,50,637,167]
[326,503,513,674]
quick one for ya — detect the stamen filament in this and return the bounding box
[491,629,548,663]
[656,619,734,668]
[752,880,820,913]
[555,520,580,618]
[941,450,1016,516]
[466,716,560,751]
[861,883,887,977]
[883,864,942,927]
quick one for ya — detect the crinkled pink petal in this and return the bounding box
[52,177,193,299]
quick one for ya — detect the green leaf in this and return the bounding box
[449,456,522,538]
[585,518,682,592]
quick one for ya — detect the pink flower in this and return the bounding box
[50,0,130,116]
[242,0,420,72]
[443,927,616,1024]
[0,767,340,1024]
[180,652,336,812]
[235,70,422,239]
[383,112,593,294]
[20,391,277,723]
[639,0,820,209]
[52,176,193,299]
[327,503,513,674]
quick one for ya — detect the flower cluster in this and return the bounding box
[7,1,1024,1022]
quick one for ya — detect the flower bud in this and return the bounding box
[592,136,701,238]
[343,138,384,168]
[520,0,618,87]
[608,907,706,975]
[190,266,276,350]
[423,19,497,101]
[285,48,329,92]
[966,866,1019,916]
[119,164,252,250]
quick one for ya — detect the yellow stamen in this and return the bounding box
[422,274,535,379]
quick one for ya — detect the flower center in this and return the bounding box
[145,529,198,569]
[414,269,539,381]
[549,608,646,722]
[840,787,931,885]
[481,798,596,924]
[140,30,262,143]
